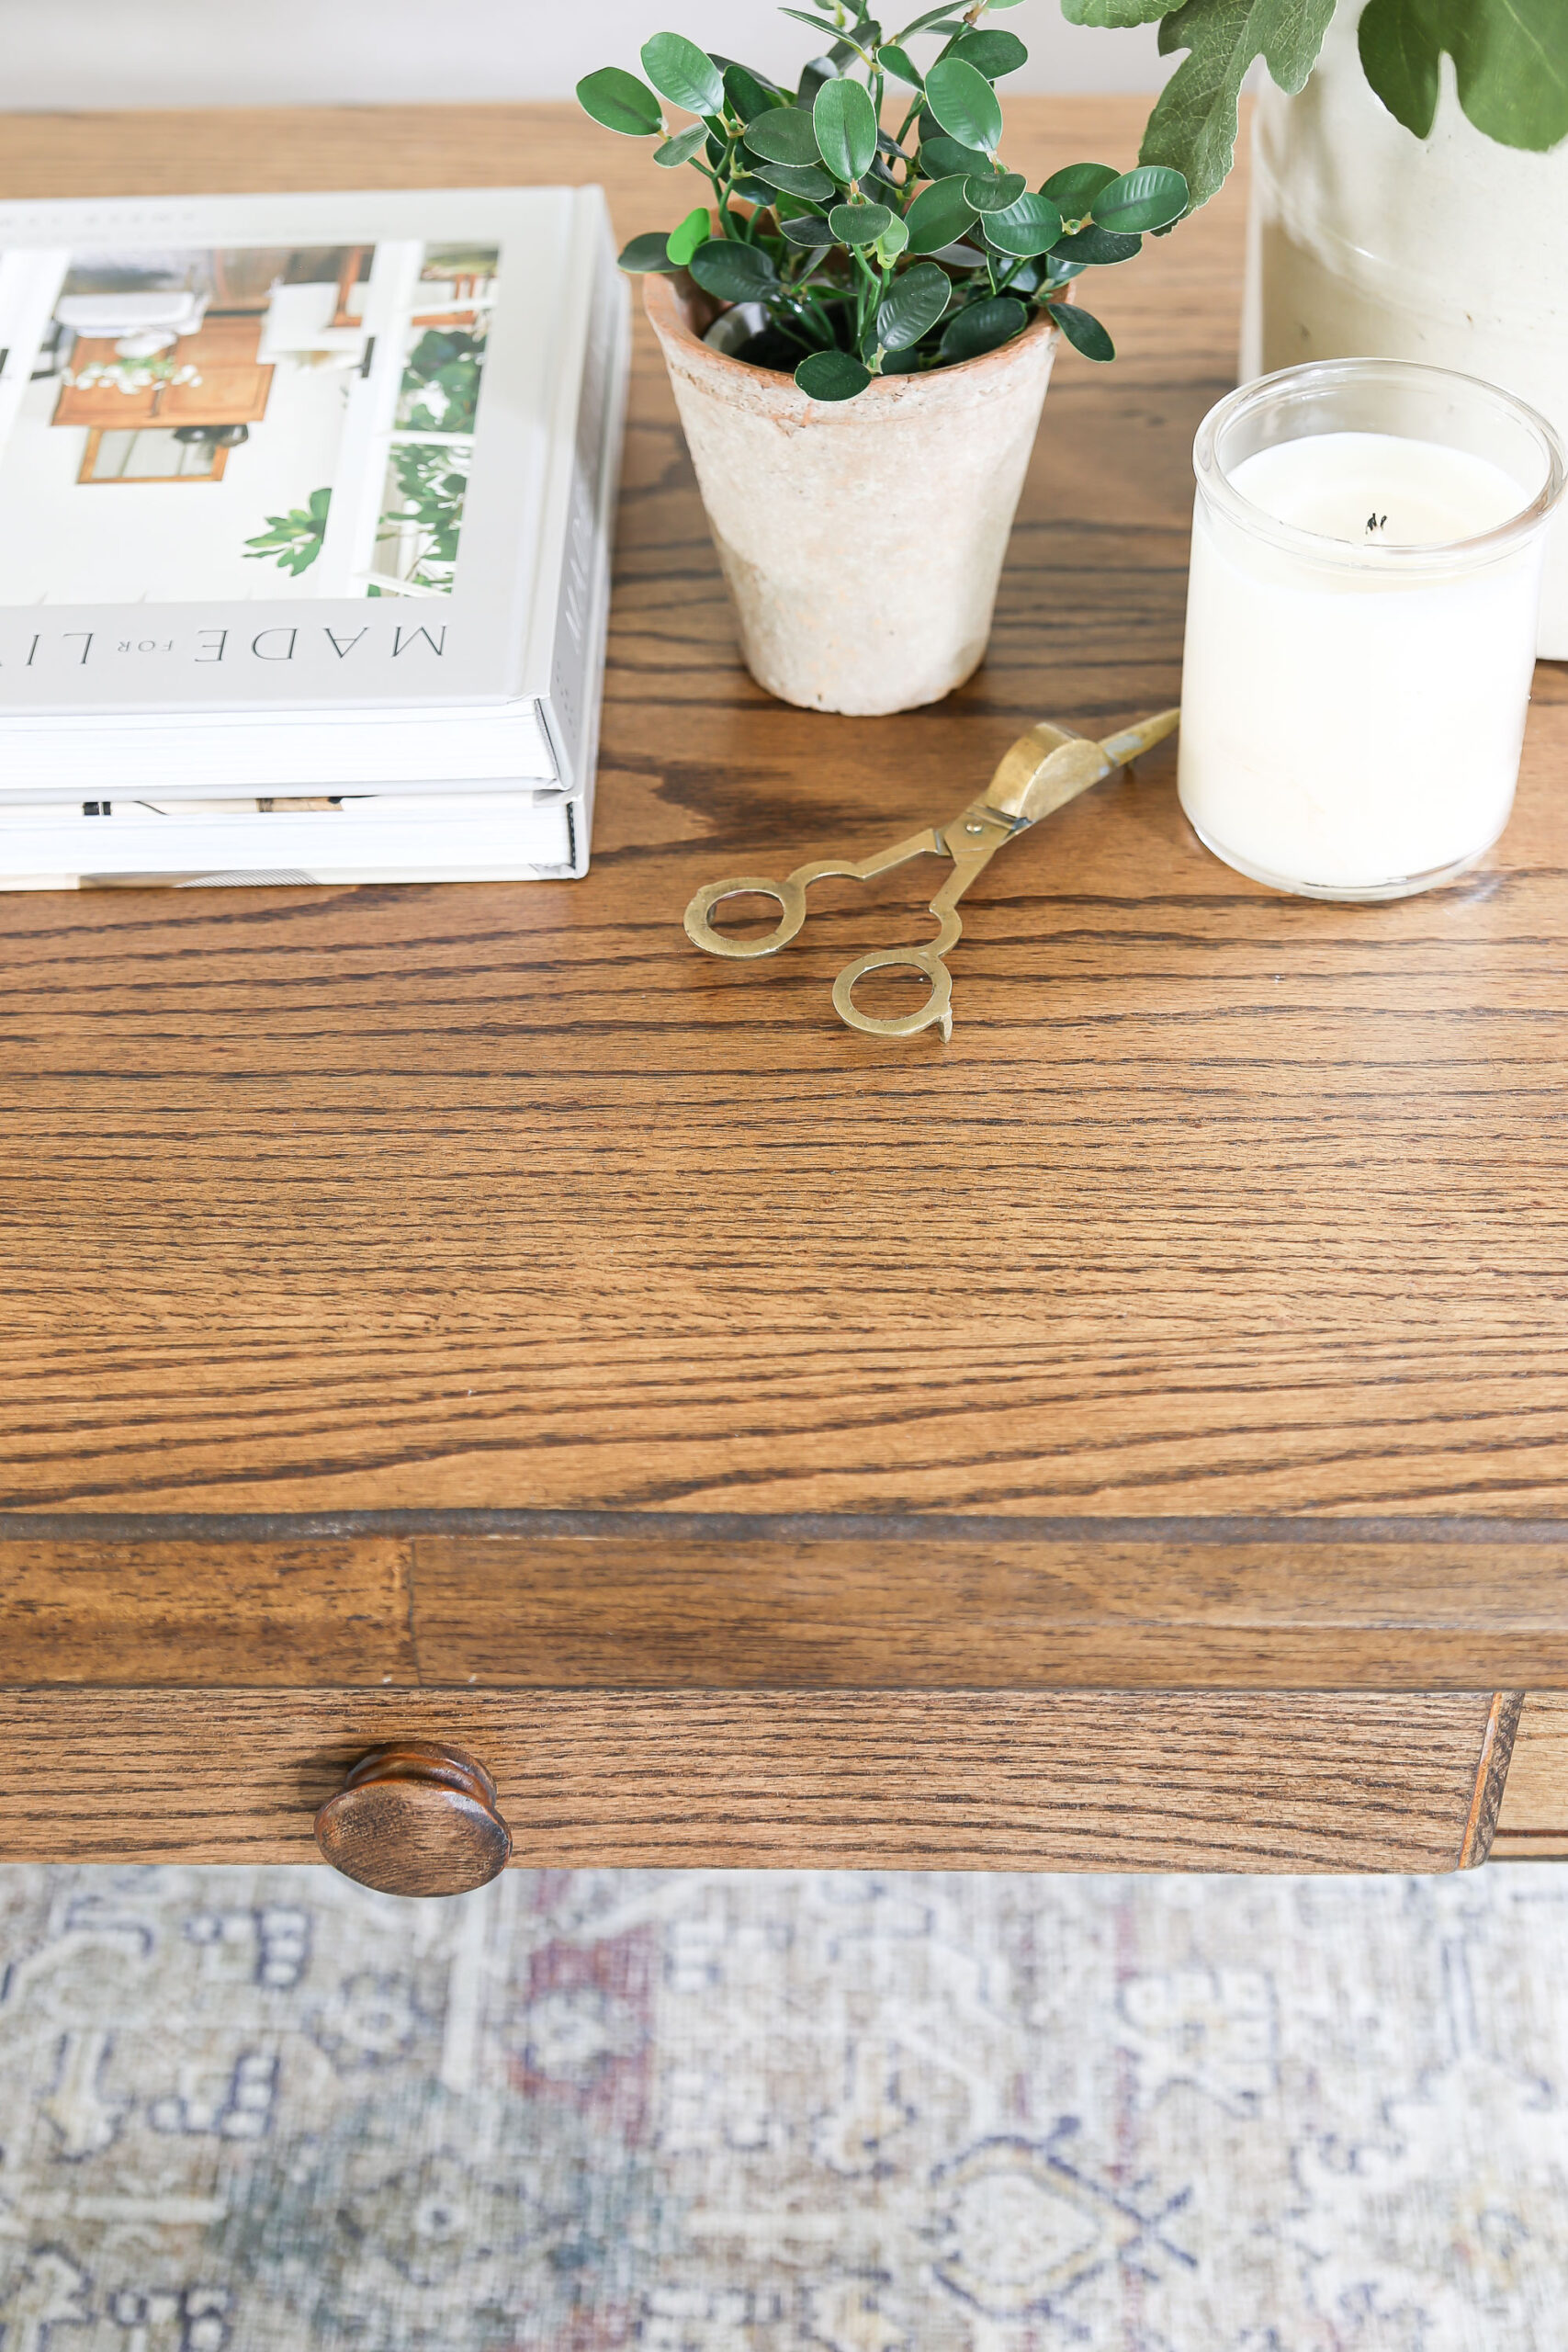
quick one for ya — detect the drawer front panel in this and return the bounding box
[0,1687,1516,1875]
[1494,1692,1568,1858]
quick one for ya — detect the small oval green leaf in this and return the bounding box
[997,254,1048,297]
[1041,162,1120,215]
[1052,224,1142,265]
[742,105,824,167]
[749,157,837,198]
[874,214,910,262]
[949,28,1029,77]
[577,67,663,138]
[795,348,872,401]
[814,75,879,184]
[964,169,1027,213]
[665,206,714,267]
[982,190,1065,256]
[923,56,1004,154]
[687,237,780,301]
[781,213,838,247]
[1089,163,1188,232]
[722,62,784,123]
[939,293,1027,363]
[654,122,709,167]
[829,199,895,245]
[919,134,995,181]
[878,42,924,89]
[1051,297,1115,361]
[616,230,677,274]
[875,259,951,349]
[640,31,725,118]
[905,175,979,254]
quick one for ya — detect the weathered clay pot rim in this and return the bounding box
[643,269,1058,411]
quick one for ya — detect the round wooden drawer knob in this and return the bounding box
[315,1742,513,1896]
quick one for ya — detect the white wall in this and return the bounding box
[3,0,1170,110]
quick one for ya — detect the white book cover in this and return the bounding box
[0,187,628,851]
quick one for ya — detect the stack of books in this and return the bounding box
[0,185,628,888]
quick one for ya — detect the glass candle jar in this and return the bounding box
[1178,358,1565,900]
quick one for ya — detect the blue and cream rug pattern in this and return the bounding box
[2,1864,1566,2349]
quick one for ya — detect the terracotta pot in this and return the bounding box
[644,273,1058,715]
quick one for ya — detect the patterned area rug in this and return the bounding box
[2,1864,1566,2350]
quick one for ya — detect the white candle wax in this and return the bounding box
[1179,427,1545,896]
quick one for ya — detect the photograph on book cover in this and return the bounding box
[0,237,500,605]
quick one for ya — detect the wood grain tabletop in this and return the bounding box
[2,99,1566,1707]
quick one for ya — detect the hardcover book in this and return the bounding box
[0,185,629,885]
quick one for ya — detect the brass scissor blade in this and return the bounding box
[983,706,1181,830]
[1098,707,1181,772]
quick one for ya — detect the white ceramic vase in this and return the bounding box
[644,274,1057,715]
[1241,6,1568,656]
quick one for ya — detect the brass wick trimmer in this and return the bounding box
[683,707,1179,1039]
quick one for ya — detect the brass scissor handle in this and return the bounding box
[682,815,995,1039]
[683,709,1179,1039]
[682,871,813,960]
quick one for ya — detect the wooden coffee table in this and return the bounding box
[3,99,1564,1892]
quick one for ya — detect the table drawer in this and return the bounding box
[1493,1692,1568,1858]
[0,1687,1516,1876]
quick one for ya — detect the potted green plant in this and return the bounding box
[1102,0,1568,655]
[579,1,1188,714]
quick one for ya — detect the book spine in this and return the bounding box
[541,194,630,876]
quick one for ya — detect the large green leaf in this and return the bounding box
[576,67,663,137]
[904,174,980,252]
[814,76,880,182]
[687,237,780,301]
[924,56,1005,153]
[875,260,952,348]
[1061,0,1182,21]
[1358,0,1568,149]
[640,32,726,117]
[1138,0,1337,209]
[743,105,824,166]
